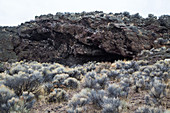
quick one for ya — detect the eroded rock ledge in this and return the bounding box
[0,11,169,65]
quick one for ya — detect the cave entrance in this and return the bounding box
[15,31,132,66]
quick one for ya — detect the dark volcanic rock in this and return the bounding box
[0,11,169,65]
[0,63,5,73]
[136,38,170,64]
[0,27,17,61]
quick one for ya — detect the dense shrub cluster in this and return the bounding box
[67,60,169,112]
[0,59,169,112]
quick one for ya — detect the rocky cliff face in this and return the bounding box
[0,11,169,65]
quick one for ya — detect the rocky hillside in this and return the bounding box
[0,11,170,113]
[0,11,169,66]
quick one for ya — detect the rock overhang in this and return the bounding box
[0,11,169,66]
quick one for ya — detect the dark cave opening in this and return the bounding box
[49,50,133,66]
[49,53,133,66]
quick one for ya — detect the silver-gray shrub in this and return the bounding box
[96,74,109,89]
[83,71,108,89]
[4,71,43,96]
[67,69,82,80]
[151,82,166,98]
[67,107,87,113]
[107,84,124,98]
[41,83,54,95]
[83,71,97,88]
[114,61,139,71]
[8,97,30,113]
[0,85,15,112]
[68,89,90,110]
[135,106,163,113]
[102,97,120,113]
[9,65,26,75]
[52,74,69,87]
[20,91,36,109]
[64,77,80,89]
[122,61,139,72]
[100,69,119,80]
[42,67,56,82]
[88,89,105,108]
[47,88,68,103]
[68,95,89,110]
[83,62,96,72]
